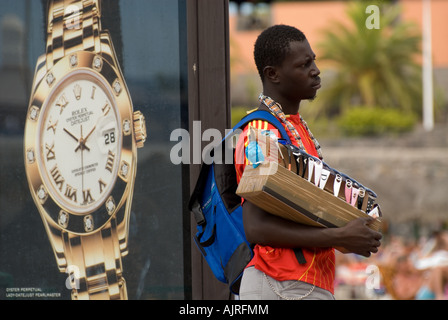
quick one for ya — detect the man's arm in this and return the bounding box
[242,200,382,257]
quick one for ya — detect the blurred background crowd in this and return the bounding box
[335,229,448,300]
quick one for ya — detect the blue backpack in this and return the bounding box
[188,110,291,295]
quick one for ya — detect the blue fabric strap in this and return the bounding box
[227,110,291,144]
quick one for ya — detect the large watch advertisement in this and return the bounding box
[1,0,189,300]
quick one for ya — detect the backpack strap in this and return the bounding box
[226,110,291,144]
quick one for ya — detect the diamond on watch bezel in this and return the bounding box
[46,72,55,86]
[26,148,35,163]
[84,215,94,232]
[120,161,129,180]
[29,106,40,121]
[37,185,48,204]
[58,210,69,228]
[113,79,122,96]
[69,54,78,68]
[123,119,131,136]
[92,55,103,71]
[106,196,116,216]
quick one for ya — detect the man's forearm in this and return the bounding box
[242,200,340,248]
[242,200,381,257]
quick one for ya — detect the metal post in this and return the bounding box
[422,0,434,131]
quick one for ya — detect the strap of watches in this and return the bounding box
[64,220,127,300]
[46,0,101,69]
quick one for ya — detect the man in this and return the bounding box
[234,25,382,300]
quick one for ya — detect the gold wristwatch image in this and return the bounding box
[24,0,146,300]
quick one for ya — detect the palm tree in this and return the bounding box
[310,1,422,119]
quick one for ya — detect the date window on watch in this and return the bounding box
[104,130,116,145]
[98,125,118,154]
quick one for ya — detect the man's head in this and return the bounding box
[254,25,321,103]
[254,24,306,81]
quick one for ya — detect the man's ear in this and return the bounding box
[263,66,280,84]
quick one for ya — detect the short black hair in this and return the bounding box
[254,24,307,81]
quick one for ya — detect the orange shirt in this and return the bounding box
[235,113,335,294]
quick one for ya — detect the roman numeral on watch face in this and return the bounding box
[82,189,94,204]
[73,84,82,100]
[65,184,77,203]
[47,117,58,134]
[56,94,69,114]
[91,86,96,100]
[102,102,110,116]
[98,179,106,193]
[46,143,56,161]
[105,150,115,173]
[50,164,65,192]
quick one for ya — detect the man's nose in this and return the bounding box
[311,62,320,77]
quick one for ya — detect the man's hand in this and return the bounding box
[336,217,382,257]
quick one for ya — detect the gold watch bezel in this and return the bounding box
[24,50,136,236]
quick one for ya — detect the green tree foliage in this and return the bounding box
[337,106,417,136]
[312,1,422,119]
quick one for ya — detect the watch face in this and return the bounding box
[38,70,120,214]
[25,51,135,234]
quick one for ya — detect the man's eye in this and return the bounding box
[302,58,316,68]
[302,61,311,68]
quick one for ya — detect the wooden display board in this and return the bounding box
[236,162,382,232]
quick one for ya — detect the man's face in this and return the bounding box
[276,40,321,101]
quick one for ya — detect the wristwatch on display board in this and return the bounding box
[24,0,146,300]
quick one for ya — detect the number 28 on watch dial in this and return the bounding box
[25,52,138,235]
